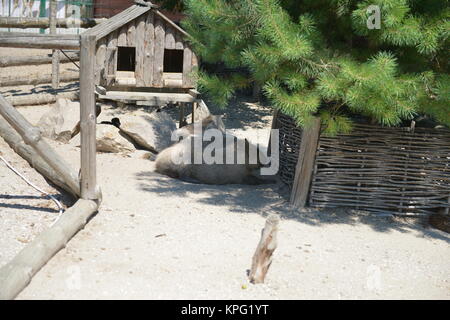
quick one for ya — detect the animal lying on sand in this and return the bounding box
[155,116,278,185]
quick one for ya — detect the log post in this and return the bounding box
[290,117,321,208]
[50,0,60,89]
[79,34,99,200]
[249,214,280,284]
[191,101,196,124]
[179,103,186,128]
[0,93,81,196]
[267,109,280,156]
[0,199,98,300]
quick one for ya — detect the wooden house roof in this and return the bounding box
[84,1,190,41]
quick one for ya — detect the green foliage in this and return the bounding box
[182,0,450,134]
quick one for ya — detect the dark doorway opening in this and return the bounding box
[164,49,184,73]
[117,46,136,72]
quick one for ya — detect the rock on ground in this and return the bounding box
[96,124,136,154]
[102,109,176,153]
[37,98,80,142]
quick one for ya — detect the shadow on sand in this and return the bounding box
[135,170,450,244]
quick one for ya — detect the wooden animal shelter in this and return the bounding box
[87,1,200,107]
[0,1,205,299]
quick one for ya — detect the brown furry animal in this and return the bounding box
[155,133,273,185]
[173,115,225,139]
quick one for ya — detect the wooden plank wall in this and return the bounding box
[94,11,197,89]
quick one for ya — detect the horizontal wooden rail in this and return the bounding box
[0,32,80,49]
[0,93,81,196]
[0,116,77,197]
[0,72,79,87]
[0,52,79,67]
[0,17,106,29]
[0,199,98,300]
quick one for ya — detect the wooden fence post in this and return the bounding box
[290,117,321,208]
[267,109,280,155]
[79,34,99,200]
[49,0,60,89]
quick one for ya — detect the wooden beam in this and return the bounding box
[0,33,80,49]
[83,5,151,41]
[127,20,136,47]
[249,214,280,284]
[153,16,165,87]
[79,34,99,200]
[290,117,321,208]
[0,17,106,29]
[5,91,78,107]
[0,72,78,87]
[49,0,60,89]
[182,47,193,88]
[0,93,81,196]
[99,91,196,104]
[105,32,118,86]
[165,26,175,49]
[0,199,98,300]
[0,52,79,67]
[154,10,190,39]
[143,12,155,86]
[0,117,78,197]
[135,15,146,86]
[95,38,107,86]
[267,109,280,155]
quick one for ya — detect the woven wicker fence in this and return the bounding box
[277,112,303,188]
[277,114,450,215]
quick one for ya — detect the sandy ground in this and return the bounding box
[0,48,449,300]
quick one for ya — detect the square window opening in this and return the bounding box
[117,46,136,72]
[164,49,184,73]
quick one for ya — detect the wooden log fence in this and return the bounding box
[0,93,81,196]
[0,33,80,50]
[0,199,98,300]
[5,91,79,107]
[0,52,79,67]
[0,17,106,29]
[0,9,105,300]
[0,116,77,197]
[79,34,98,200]
[0,72,79,87]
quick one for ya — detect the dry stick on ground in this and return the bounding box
[0,199,98,300]
[249,214,280,284]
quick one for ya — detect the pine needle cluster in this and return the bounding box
[182,0,449,134]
